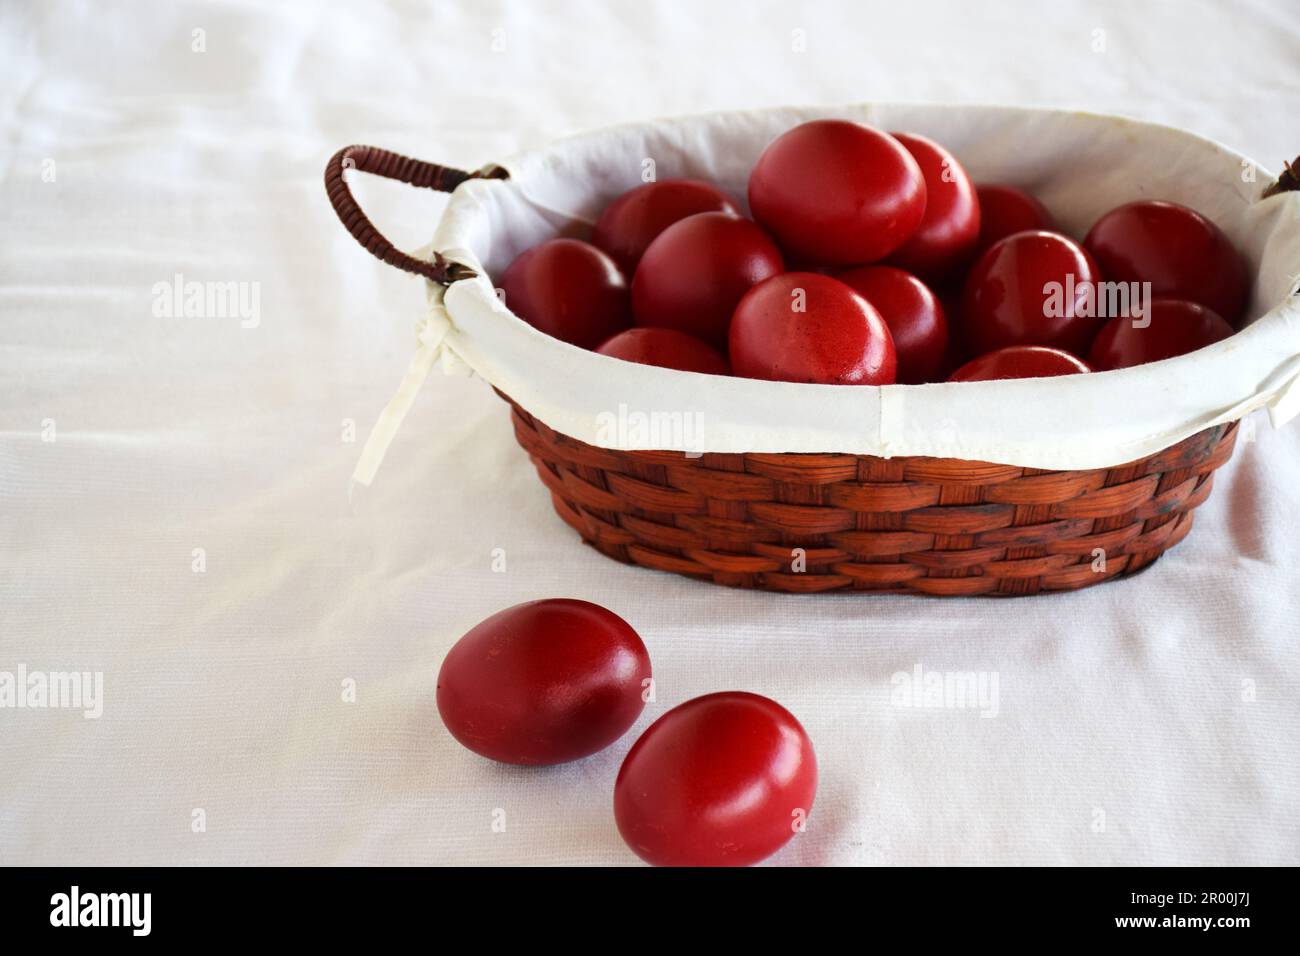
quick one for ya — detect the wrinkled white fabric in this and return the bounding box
[2,0,1298,867]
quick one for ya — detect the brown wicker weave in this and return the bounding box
[325,144,1256,596]
[506,397,1237,595]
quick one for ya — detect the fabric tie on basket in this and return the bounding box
[352,279,466,488]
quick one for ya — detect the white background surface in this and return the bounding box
[2,0,1298,866]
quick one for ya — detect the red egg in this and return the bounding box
[837,265,948,383]
[1084,200,1249,326]
[1087,298,1234,370]
[729,272,897,385]
[748,119,926,265]
[632,212,784,349]
[436,599,651,766]
[886,132,980,280]
[596,327,730,375]
[974,184,1054,256]
[961,230,1105,356]
[500,239,631,349]
[614,692,817,867]
[592,179,739,275]
[948,345,1092,382]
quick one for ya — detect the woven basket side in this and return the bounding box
[506,397,1237,597]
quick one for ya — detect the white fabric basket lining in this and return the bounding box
[353,103,1300,485]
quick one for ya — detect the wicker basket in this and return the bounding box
[325,144,1252,597]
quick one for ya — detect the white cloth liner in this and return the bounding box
[354,103,1300,485]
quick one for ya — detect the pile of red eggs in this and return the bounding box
[438,598,816,867]
[500,119,1249,384]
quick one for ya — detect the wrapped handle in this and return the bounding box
[324,145,506,284]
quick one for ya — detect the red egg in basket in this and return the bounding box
[596,327,731,375]
[961,230,1105,356]
[886,132,981,281]
[632,212,784,349]
[593,179,739,275]
[948,345,1092,382]
[748,119,926,265]
[500,238,631,350]
[1084,200,1249,327]
[730,272,897,385]
[1087,298,1234,370]
[973,183,1054,257]
[837,264,948,384]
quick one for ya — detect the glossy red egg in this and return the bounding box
[614,691,817,867]
[1084,200,1249,326]
[961,230,1105,356]
[592,179,739,275]
[887,132,980,280]
[948,345,1092,382]
[729,272,897,385]
[436,599,651,766]
[974,184,1054,256]
[500,239,631,349]
[837,264,948,383]
[1087,297,1234,370]
[748,119,926,265]
[632,212,784,349]
[596,327,730,375]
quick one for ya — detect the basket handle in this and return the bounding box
[1263,155,1300,198]
[324,145,506,285]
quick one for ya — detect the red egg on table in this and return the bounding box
[614,691,817,867]
[436,599,651,766]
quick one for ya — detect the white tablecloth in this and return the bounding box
[2,0,1297,866]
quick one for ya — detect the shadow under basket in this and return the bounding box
[505,395,1238,597]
